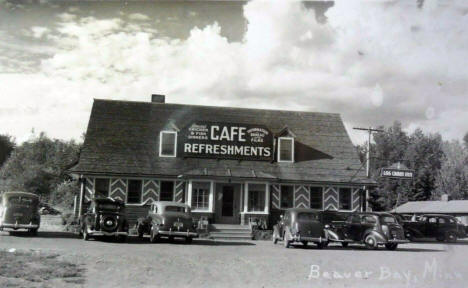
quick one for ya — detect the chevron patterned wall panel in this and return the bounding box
[142,180,159,204]
[174,181,185,203]
[294,185,310,208]
[84,177,94,202]
[110,178,127,202]
[324,186,339,210]
[352,188,361,211]
[270,184,280,209]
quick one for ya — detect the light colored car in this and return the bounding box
[137,201,198,243]
[0,192,40,235]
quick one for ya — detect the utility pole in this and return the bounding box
[353,127,384,211]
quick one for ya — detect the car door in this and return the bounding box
[426,217,438,237]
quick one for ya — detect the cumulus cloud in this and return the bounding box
[0,0,467,144]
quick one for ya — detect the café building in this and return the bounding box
[69,95,373,226]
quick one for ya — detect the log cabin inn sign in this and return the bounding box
[68,95,376,226]
[181,122,273,161]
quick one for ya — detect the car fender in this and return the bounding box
[324,228,341,241]
[364,229,386,242]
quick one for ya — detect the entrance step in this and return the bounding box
[209,224,252,240]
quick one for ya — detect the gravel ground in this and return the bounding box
[0,231,467,288]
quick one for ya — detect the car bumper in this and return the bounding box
[1,222,39,230]
[87,230,128,237]
[293,235,326,243]
[379,239,409,244]
[158,229,198,238]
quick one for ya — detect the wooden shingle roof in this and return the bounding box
[70,99,373,185]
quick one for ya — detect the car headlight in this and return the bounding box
[381,225,389,236]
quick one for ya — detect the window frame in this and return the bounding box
[159,180,176,202]
[126,179,143,205]
[191,181,211,212]
[279,185,294,209]
[277,137,294,163]
[94,178,110,199]
[159,131,177,157]
[309,186,324,210]
[243,182,269,214]
[338,187,352,211]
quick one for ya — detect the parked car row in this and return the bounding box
[1,192,466,248]
[272,209,409,250]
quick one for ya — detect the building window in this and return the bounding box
[278,137,294,162]
[160,181,174,201]
[191,182,210,211]
[95,178,109,199]
[248,184,266,212]
[280,185,294,208]
[127,180,142,204]
[159,131,177,157]
[310,186,323,209]
[339,188,352,210]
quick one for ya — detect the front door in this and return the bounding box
[215,184,240,224]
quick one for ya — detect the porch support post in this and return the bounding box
[187,180,193,208]
[264,183,270,214]
[78,175,84,217]
[209,181,214,213]
[243,182,249,213]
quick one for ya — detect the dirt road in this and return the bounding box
[1,231,466,288]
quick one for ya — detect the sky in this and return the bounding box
[0,0,467,145]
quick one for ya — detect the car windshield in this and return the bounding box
[7,196,36,207]
[165,206,186,213]
[380,216,397,224]
[297,212,318,221]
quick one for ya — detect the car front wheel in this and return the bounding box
[82,226,90,241]
[283,232,291,248]
[150,226,159,243]
[446,231,457,243]
[364,234,378,250]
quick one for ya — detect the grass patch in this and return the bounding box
[0,250,85,287]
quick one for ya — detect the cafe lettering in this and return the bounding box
[69,96,375,230]
[181,122,273,161]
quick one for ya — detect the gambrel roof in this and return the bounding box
[69,99,373,185]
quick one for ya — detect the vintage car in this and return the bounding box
[326,212,408,250]
[80,198,129,242]
[0,192,40,235]
[402,214,465,242]
[272,208,328,249]
[136,201,198,243]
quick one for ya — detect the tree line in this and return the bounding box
[357,121,468,211]
[0,124,467,212]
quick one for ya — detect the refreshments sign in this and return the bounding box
[180,122,274,161]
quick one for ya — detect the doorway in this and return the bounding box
[215,184,241,224]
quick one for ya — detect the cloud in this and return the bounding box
[0,0,467,145]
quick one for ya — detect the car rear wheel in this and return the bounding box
[446,231,457,243]
[364,234,378,250]
[316,242,325,249]
[405,231,414,242]
[342,242,349,248]
[385,243,398,250]
[137,224,145,239]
